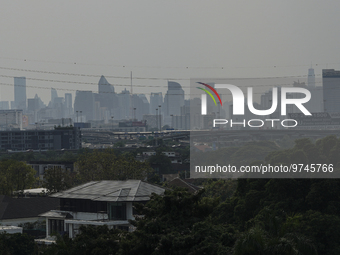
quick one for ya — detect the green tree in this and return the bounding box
[147,152,172,173]
[0,160,36,195]
[0,233,37,255]
[120,189,230,255]
[43,166,74,194]
[75,149,151,183]
[234,214,317,255]
[203,179,237,201]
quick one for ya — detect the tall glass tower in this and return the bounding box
[14,77,26,110]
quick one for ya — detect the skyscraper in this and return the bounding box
[14,77,26,110]
[150,92,163,115]
[97,75,116,111]
[308,67,315,89]
[164,81,185,116]
[116,89,130,120]
[74,91,95,121]
[51,88,58,105]
[306,67,323,113]
[98,75,114,94]
[322,69,340,113]
[65,93,73,117]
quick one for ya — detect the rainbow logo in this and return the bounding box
[196,82,222,106]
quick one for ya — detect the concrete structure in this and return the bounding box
[0,127,81,151]
[118,120,147,132]
[0,226,23,234]
[0,109,23,130]
[39,180,165,240]
[322,69,340,113]
[143,114,158,129]
[142,151,156,157]
[162,151,176,157]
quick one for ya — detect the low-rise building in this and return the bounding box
[142,151,156,157]
[162,151,176,157]
[0,127,81,151]
[28,161,74,182]
[39,180,165,240]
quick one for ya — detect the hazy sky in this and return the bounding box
[1,0,340,104]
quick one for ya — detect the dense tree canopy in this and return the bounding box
[75,149,152,182]
[0,160,36,195]
[2,135,340,254]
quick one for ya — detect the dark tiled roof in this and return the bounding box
[51,180,165,202]
[0,195,59,220]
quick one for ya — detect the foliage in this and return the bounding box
[4,135,340,254]
[203,179,237,201]
[0,233,37,255]
[114,141,126,148]
[0,160,37,195]
[120,189,233,255]
[41,226,121,255]
[147,152,173,173]
[75,148,152,182]
[43,166,74,194]
[18,220,45,230]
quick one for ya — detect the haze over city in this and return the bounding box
[1,0,340,105]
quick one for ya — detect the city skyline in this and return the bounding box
[1,1,340,104]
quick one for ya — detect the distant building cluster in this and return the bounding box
[0,75,188,131]
[3,67,340,131]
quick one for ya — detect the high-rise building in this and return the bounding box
[306,67,323,113]
[164,81,185,116]
[51,88,58,105]
[322,69,340,113]
[0,102,9,110]
[116,89,130,120]
[74,91,95,121]
[308,68,315,89]
[98,75,115,106]
[150,92,163,115]
[14,77,26,110]
[65,93,73,117]
[133,94,149,120]
[98,75,114,94]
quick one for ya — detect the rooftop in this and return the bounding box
[0,196,59,220]
[51,180,165,202]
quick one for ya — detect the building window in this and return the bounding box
[108,202,126,220]
[48,219,64,235]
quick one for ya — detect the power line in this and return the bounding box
[0,65,325,82]
[0,56,339,70]
[0,73,325,90]
[0,81,329,97]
